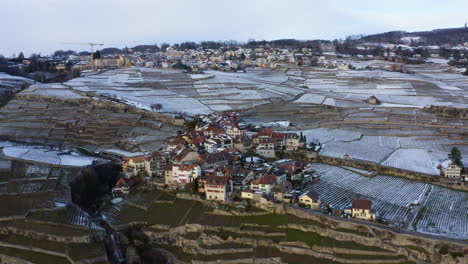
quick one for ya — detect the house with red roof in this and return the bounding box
[250,174,277,194]
[348,199,376,221]
[205,175,230,202]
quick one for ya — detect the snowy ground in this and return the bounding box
[59,67,297,115]
[296,128,466,175]
[307,163,468,239]
[0,72,35,88]
[290,63,468,108]
[0,142,103,167]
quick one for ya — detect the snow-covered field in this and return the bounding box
[308,163,468,239]
[381,149,446,175]
[292,65,468,108]
[58,68,298,115]
[0,73,35,88]
[1,145,101,167]
[296,127,465,176]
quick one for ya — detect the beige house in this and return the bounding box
[241,190,262,202]
[225,126,245,139]
[347,199,376,221]
[298,190,321,210]
[284,133,300,151]
[441,161,462,179]
[250,174,277,194]
[256,139,276,158]
[122,156,151,177]
[205,176,229,202]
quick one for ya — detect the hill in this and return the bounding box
[361,27,468,45]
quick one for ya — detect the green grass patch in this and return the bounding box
[241,225,284,233]
[280,252,342,264]
[157,191,177,201]
[0,234,67,253]
[67,242,107,261]
[1,220,91,237]
[333,253,405,260]
[148,199,206,226]
[0,245,71,264]
[202,242,251,250]
[334,227,374,237]
[285,229,390,252]
[114,204,148,224]
[286,214,326,228]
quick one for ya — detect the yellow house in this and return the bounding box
[299,190,321,210]
[122,156,151,177]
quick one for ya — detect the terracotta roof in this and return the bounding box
[222,147,239,154]
[252,174,276,185]
[123,156,149,163]
[206,175,229,185]
[177,164,199,171]
[172,148,193,161]
[150,151,162,157]
[352,199,372,210]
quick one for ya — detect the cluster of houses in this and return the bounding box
[103,111,379,222]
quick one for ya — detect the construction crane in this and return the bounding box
[62,42,104,70]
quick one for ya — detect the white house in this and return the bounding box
[171,164,201,184]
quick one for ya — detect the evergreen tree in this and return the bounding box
[448,147,462,166]
[17,52,25,60]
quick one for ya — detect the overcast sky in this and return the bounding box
[2,0,467,56]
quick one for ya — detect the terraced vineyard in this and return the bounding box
[104,190,414,263]
[0,96,178,152]
[308,163,468,239]
[413,185,468,239]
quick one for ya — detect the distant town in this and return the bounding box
[2,27,468,84]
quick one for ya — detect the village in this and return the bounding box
[107,111,467,226]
